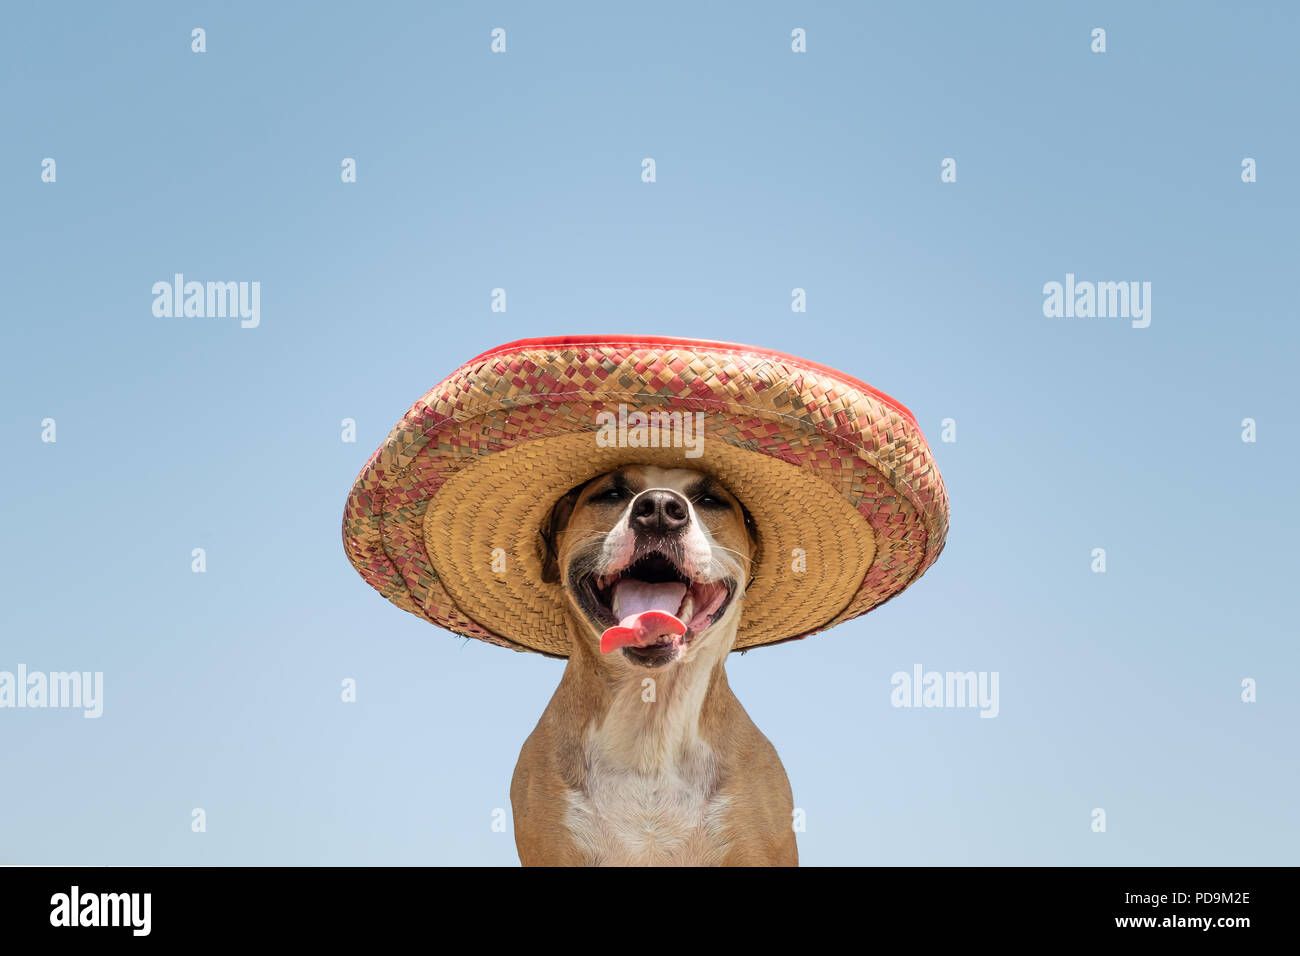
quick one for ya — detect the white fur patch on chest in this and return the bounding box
[565,756,731,866]
[564,624,737,865]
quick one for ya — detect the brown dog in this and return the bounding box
[509,464,798,866]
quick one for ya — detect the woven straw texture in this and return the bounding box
[342,336,949,657]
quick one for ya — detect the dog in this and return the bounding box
[509,464,798,866]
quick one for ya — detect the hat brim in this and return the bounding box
[342,335,949,657]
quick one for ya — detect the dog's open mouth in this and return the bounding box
[578,552,733,666]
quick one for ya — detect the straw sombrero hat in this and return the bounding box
[342,335,949,658]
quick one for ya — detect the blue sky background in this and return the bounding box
[1,1,1296,865]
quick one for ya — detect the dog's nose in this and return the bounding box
[630,490,690,536]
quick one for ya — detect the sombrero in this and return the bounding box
[342,335,949,658]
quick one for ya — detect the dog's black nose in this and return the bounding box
[631,490,690,536]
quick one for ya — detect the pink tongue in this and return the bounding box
[600,580,687,654]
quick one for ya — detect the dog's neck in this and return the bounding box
[562,613,739,774]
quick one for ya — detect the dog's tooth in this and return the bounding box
[612,588,623,619]
[679,593,694,622]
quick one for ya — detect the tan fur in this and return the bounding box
[510,465,798,866]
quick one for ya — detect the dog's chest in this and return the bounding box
[565,748,731,866]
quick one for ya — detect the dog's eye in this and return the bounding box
[694,493,725,509]
[598,487,624,502]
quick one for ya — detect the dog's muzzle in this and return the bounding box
[580,491,735,665]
